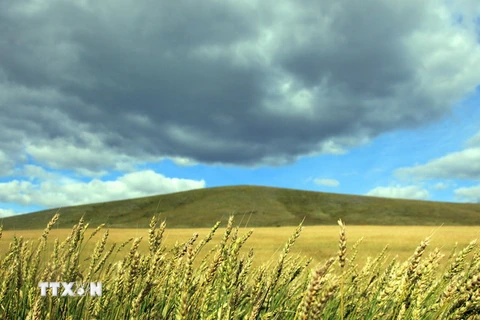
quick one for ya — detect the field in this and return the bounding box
[0,215,479,319]
[2,224,479,269]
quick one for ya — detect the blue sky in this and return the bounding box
[1,0,480,217]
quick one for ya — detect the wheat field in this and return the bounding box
[0,214,479,319]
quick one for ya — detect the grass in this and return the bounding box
[2,185,480,230]
[0,214,479,319]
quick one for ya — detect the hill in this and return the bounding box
[1,185,479,230]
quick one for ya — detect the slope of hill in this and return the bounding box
[1,185,479,230]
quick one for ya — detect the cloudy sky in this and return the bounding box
[1,0,480,217]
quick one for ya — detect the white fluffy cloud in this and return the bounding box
[314,178,340,187]
[454,185,480,203]
[366,185,430,200]
[395,147,480,181]
[395,130,480,182]
[0,208,16,218]
[466,130,480,147]
[394,130,480,203]
[171,157,198,167]
[24,132,157,177]
[432,182,449,190]
[0,170,205,208]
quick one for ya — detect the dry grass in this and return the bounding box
[0,215,479,319]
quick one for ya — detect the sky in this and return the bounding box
[1,0,480,218]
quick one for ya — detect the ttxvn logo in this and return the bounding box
[39,282,102,297]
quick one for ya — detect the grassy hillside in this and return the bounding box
[1,185,479,230]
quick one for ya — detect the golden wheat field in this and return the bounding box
[0,215,479,319]
[2,224,479,268]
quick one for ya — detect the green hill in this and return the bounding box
[1,185,479,230]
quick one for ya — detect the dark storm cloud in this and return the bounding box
[1,0,479,172]
[277,0,418,95]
